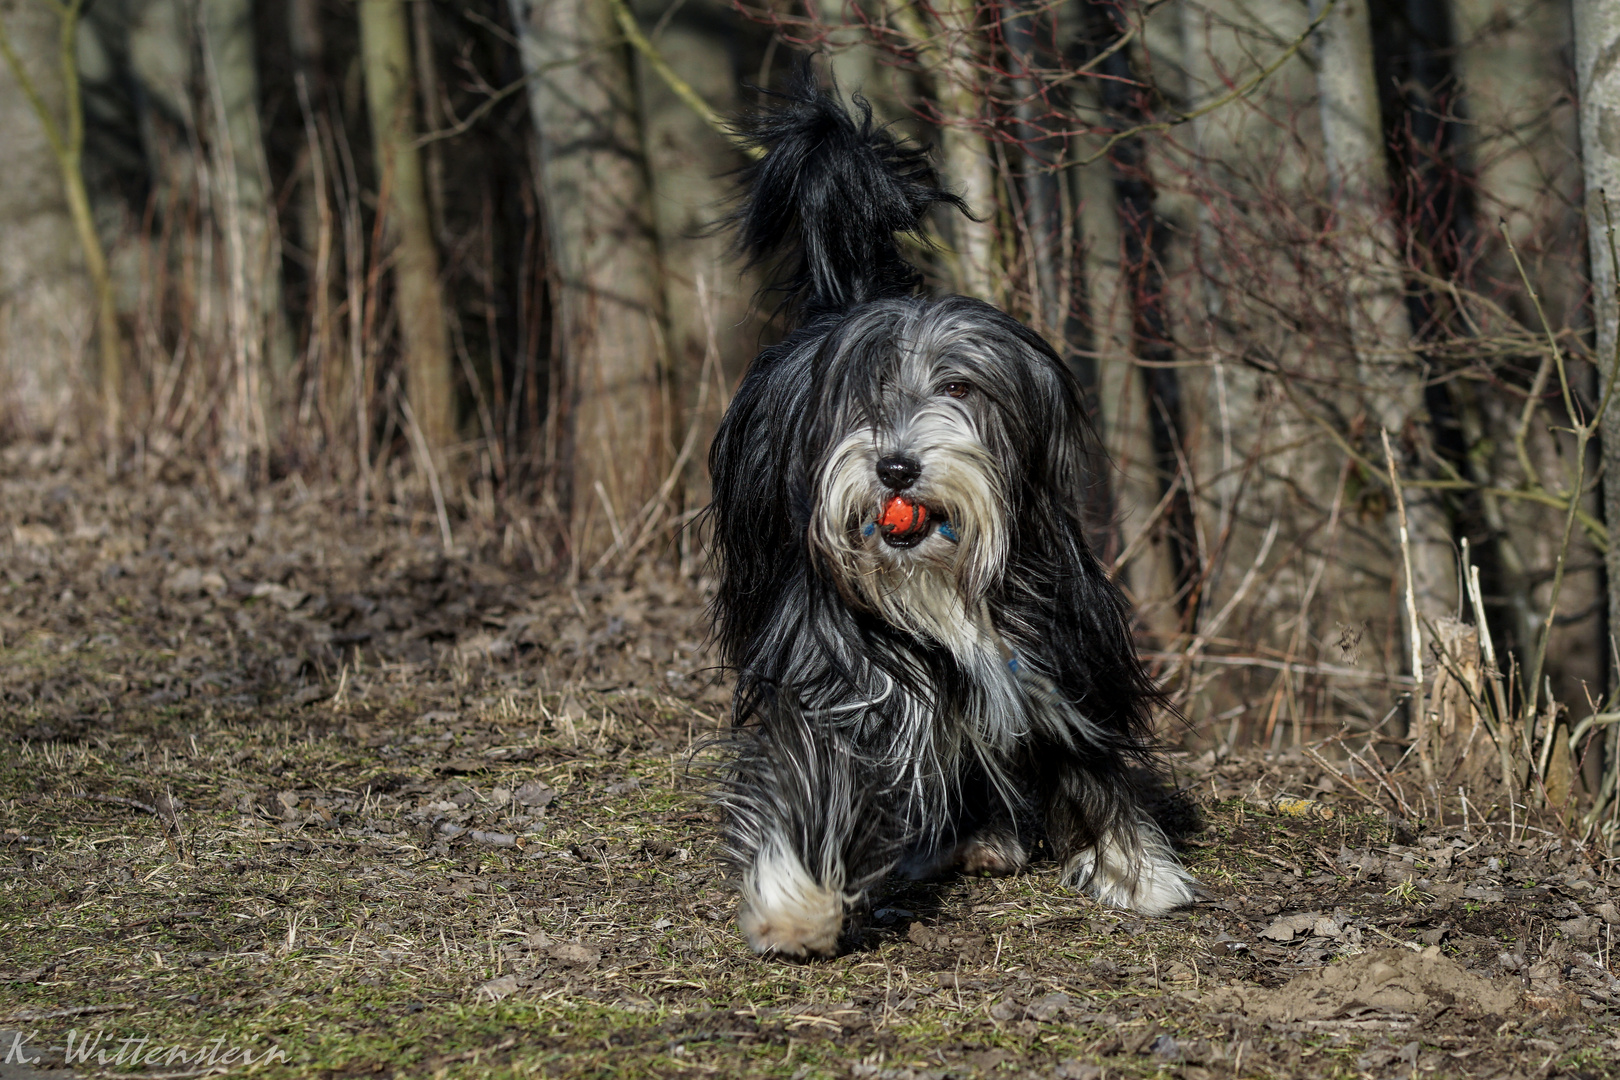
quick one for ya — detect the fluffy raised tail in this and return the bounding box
[728,71,967,322]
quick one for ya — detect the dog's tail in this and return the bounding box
[729,68,967,321]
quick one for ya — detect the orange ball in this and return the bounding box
[878,495,929,537]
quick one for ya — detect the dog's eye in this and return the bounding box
[944,382,972,399]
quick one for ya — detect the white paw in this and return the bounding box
[1067,823,1197,916]
[738,844,846,956]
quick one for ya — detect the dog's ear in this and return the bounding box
[706,339,817,665]
[994,328,1161,740]
[1006,489,1162,742]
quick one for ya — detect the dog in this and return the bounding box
[706,75,1196,957]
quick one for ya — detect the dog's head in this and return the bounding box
[805,296,1096,622]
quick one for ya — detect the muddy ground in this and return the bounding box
[2,443,1618,1080]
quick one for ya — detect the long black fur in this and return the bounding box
[708,74,1191,956]
[727,74,966,319]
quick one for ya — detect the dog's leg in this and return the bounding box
[718,707,892,957]
[896,823,1026,879]
[1043,766,1196,916]
[950,766,1030,876]
[897,766,1029,879]
[954,821,1029,876]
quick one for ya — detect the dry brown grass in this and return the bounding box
[2,446,1618,1079]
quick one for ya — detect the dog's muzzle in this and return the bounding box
[871,455,939,547]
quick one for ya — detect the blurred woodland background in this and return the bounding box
[2,0,1620,844]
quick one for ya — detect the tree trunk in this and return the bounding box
[1448,0,1547,689]
[509,0,670,564]
[893,0,1002,301]
[0,3,98,437]
[1310,0,1455,675]
[1451,0,1589,684]
[1574,0,1620,694]
[813,0,903,120]
[1004,0,1064,342]
[359,0,455,458]
[1171,0,1351,746]
[408,0,448,245]
[1177,0,1265,568]
[199,0,293,451]
[1457,0,1582,329]
[629,0,754,554]
[1572,0,1620,814]
[933,0,1001,302]
[1072,74,1180,641]
[288,0,346,446]
[1083,0,1201,621]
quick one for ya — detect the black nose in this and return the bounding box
[876,455,921,491]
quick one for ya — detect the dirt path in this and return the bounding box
[2,447,1617,1079]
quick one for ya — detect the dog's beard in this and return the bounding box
[808,406,1029,759]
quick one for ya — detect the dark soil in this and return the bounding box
[2,444,1617,1079]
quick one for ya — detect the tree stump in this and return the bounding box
[1426,617,1502,807]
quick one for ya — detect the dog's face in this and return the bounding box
[806,298,1084,640]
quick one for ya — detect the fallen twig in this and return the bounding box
[1300,746,1387,814]
[0,1003,137,1023]
[74,793,159,816]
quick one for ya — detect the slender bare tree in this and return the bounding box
[510,0,671,563]
[1077,0,1201,623]
[891,0,1002,301]
[628,0,754,538]
[1003,0,1063,342]
[813,0,901,116]
[287,0,345,443]
[199,0,294,441]
[1064,54,1183,644]
[1310,0,1456,658]
[1574,0,1620,679]
[359,0,455,458]
[0,0,116,439]
[1454,0,1596,793]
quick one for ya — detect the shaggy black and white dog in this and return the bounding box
[707,78,1195,957]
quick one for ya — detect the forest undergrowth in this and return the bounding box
[2,443,1619,1080]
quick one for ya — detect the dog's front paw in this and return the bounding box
[739,900,842,957]
[1066,824,1198,916]
[739,847,845,957]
